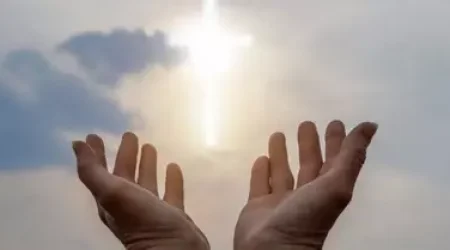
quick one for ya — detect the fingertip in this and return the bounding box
[86,134,102,143]
[297,121,320,143]
[299,120,316,128]
[72,140,83,157]
[268,131,293,192]
[72,141,91,159]
[249,155,270,199]
[164,163,184,210]
[73,142,107,192]
[369,122,379,133]
[334,122,379,184]
[122,131,138,142]
[356,122,379,141]
[114,131,139,180]
[268,132,287,156]
[72,140,120,204]
[253,156,269,168]
[142,143,157,154]
[329,119,344,125]
[327,120,345,133]
[166,163,182,177]
[298,121,317,133]
[251,156,270,177]
[269,132,286,144]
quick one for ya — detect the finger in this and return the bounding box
[113,132,139,181]
[75,141,164,226]
[163,163,184,211]
[269,132,294,193]
[297,121,323,187]
[334,122,378,186]
[72,141,117,199]
[249,156,270,200]
[137,144,159,196]
[84,135,112,224]
[321,120,346,173]
[86,134,107,168]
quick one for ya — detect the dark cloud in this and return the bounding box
[0,50,128,169]
[59,29,187,85]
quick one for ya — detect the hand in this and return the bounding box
[234,121,378,250]
[72,132,209,250]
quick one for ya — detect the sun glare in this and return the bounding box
[189,25,234,78]
[182,20,252,79]
[177,0,253,147]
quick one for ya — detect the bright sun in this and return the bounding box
[179,0,252,147]
[188,24,252,78]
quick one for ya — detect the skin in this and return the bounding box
[234,121,378,250]
[72,132,209,250]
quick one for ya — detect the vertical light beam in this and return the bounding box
[196,0,252,147]
[203,0,217,22]
[201,0,219,147]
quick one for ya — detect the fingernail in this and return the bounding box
[371,122,379,131]
[365,122,379,139]
[72,141,82,157]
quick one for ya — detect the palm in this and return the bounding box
[73,133,209,250]
[96,176,205,249]
[235,121,378,250]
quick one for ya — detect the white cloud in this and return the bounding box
[107,1,450,248]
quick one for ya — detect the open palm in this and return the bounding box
[234,121,378,250]
[72,132,209,250]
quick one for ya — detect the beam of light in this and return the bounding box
[204,0,218,23]
[181,0,252,148]
[203,83,220,147]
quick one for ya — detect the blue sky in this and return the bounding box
[0,29,186,169]
[0,1,449,249]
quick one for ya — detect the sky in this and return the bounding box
[0,0,450,249]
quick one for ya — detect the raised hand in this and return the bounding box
[72,132,209,250]
[234,121,378,250]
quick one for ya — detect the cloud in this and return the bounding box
[107,2,450,248]
[1,1,450,250]
[59,29,187,85]
[215,0,450,180]
[0,49,128,169]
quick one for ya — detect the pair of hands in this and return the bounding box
[72,120,378,250]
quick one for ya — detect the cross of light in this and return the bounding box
[189,0,252,147]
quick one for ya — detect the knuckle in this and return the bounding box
[98,210,108,224]
[97,181,126,206]
[332,186,353,208]
[286,174,295,188]
[76,162,92,179]
[351,147,367,168]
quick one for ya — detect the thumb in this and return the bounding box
[335,122,378,185]
[72,141,116,199]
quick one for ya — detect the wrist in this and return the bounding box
[235,232,322,250]
[126,234,209,250]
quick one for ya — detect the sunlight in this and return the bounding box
[203,83,220,147]
[176,0,253,147]
[189,25,234,78]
